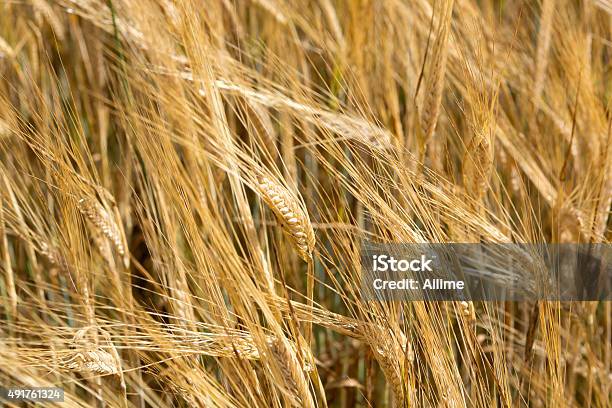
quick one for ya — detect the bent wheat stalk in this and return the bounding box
[186,74,394,149]
[256,174,317,344]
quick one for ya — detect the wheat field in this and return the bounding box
[0,0,610,407]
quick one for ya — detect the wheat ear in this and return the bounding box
[462,128,493,200]
[0,194,16,317]
[0,35,15,59]
[31,0,65,40]
[362,324,412,407]
[61,327,121,377]
[257,175,317,345]
[267,337,315,407]
[256,175,315,261]
[458,301,476,321]
[77,198,129,267]
[61,349,120,376]
[533,0,555,103]
[419,0,454,159]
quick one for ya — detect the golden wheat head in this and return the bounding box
[256,175,315,261]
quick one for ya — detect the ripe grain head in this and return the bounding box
[256,175,315,261]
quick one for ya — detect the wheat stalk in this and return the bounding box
[190,76,394,149]
[256,174,317,344]
[32,1,392,151]
[256,175,315,261]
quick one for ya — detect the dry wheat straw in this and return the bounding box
[39,4,389,150]
[159,0,180,26]
[4,221,70,271]
[89,226,116,268]
[594,132,611,239]
[224,80,392,149]
[257,175,315,261]
[0,120,8,138]
[200,334,303,361]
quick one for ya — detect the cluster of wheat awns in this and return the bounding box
[0,0,610,407]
